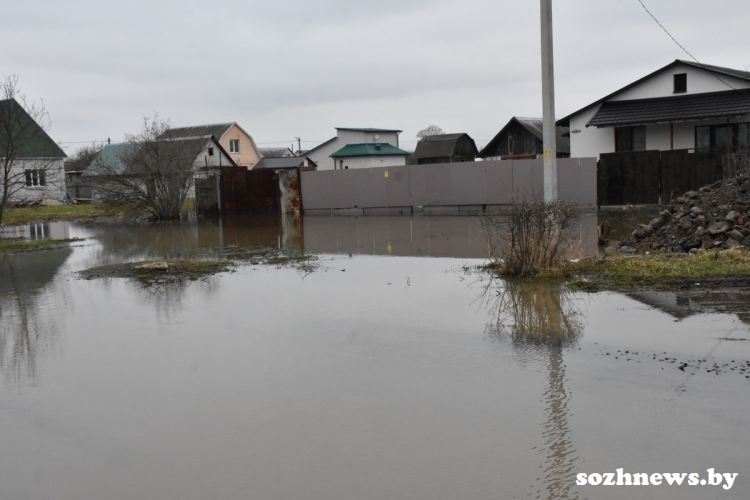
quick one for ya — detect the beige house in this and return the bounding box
[161,122,261,169]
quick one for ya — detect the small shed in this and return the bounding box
[478,117,570,160]
[412,133,478,164]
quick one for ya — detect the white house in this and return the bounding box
[1,98,67,204]
[160,123,262,169]
[305,127,402,170]
[330,143,409,170]
[558,60,750,158]
[83,135,236,199]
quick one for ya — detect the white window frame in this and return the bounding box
[229,139,240,153]
[25,169,46,187]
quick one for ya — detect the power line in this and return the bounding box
[636,0,735,90]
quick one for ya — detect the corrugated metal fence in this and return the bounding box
[300,158,596,213]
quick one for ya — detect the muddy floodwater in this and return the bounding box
[1,215,748,500]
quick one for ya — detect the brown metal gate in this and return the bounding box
[195,175,220,215]
[221,167,280,215]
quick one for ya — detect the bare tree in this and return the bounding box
[66,143,102,172]
[88,116,200,219]
[416,125,444,139]
[0,75,64,224]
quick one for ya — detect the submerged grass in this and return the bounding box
[0,237,82,253]
[134,260,233,282]
[2,205,108,226]
[573,249,750,283]
[481,249,750,292]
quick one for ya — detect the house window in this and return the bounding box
[208,147,214,156]
[696,122,750,152]
[615,126,646,152]
[674,73,687,94]
[229,139,239,153]
[25,169,46,187]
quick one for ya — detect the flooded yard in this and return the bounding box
[1,214,748,499]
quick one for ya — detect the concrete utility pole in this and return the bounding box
[540,0,558,202]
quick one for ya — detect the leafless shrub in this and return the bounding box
[480,200,579,278]
[89,116,198,219]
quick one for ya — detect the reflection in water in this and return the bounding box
[70,212,598,262]
[488,282,583,500]
[0,248,71,387]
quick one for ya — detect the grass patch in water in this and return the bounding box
[0,237,81,253]
[567,249,750,291]
[480,249,750,291]
[2,205,108,225]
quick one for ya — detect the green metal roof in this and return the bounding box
[335,127,402,133]
[0,99,66,158]
[330,143,409,158]
[82,143,132,176]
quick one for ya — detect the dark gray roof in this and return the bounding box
[159,123,234,140]
[557,60,750,127]
[253,156,316,170]
[335,127,402,133]
[478,117,570,157]
[413,133,477,159]
[680,60,750,82]
[258,147,294,158]
[587,89,750,127]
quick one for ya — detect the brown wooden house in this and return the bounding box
[411,133,478,164]
[478,117,570,160]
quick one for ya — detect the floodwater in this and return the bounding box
[1,215,748,500]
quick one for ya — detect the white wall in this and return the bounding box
[337,155,407,170]
[569,106,614,158]
[306,138,341,171]
[6,158,66,203]
[568,63,750,158]
[646,123,671,151]
[611,63,750,101]
[307,129,401,171]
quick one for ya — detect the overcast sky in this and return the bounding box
[3,0,749,154]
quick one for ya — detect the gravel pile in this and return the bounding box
[619,174,750,254]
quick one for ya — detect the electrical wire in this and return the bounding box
[636,0,735,90]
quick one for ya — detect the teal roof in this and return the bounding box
[335,127,402,133]
[82,143,132,176]
[0,99,66,158]
[330,143,409,158]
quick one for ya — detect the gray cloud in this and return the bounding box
[2,0,749,153]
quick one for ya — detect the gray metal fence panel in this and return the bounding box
[448,162,488,205]
[385,166,411,207]
[355,169,384,208]
[301,158,596,210]
[485,160,515,205]
[408,164,428,206]
[558,158,597,206]
[512,159,544,202]
[424,163,452,205]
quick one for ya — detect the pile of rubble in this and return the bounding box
[620,174,750,254]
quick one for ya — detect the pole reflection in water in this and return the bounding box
[487,281,584,500]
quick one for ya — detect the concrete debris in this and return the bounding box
[622,174,750,253]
